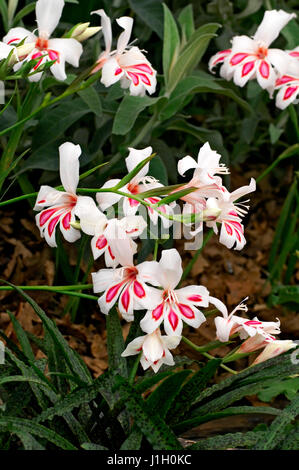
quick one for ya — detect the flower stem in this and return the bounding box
[0,284,93,292]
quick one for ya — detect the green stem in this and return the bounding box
[182,336,233,353]
[0,284,92,292]
[153,239,159,261]
[128,352,142,385]
[257,143,299,183]
[202,352,238,374]
[180,229,214,284]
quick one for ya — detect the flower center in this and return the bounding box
[256,46,268,60]
[127,182,140,194]
[35,37,49,50]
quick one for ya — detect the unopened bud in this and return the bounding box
[75,26,102,42]
[11,42,35,64]
[70,22,90,38]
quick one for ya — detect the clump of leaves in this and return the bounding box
[0,287,298,451]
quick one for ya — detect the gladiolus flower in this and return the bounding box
[96,147,175,228]
[92,9,157,96]
[121,328,181,373]
[92,251,160,321]
[209,9,296,90]
[75,196,147,267]
[3,0,83,81]
[252,339,297,365]
[215,298,281,342]
[139,249,227,336]
[34,142,86,247]
[205,178,256,250]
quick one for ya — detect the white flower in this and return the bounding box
[75,195,147,268]
[209,9,296,90]
[253,339,297,365]
[92,10,157,96]
[91,253,160,321]
[34,142,86,247]
[139,249,227,336]
[274,59,299,109]
[215,298,281,342]
[205,178,256,250]
[96,147,175,229]
[121,328,181,373]
[3,0,82,81]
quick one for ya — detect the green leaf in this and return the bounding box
[114,152,156,190]
[269,123,283,144]
[3,283,92,384]
[106,308,128,378]
[269,285,299,307]
[112,95,160,135]
[167,359,221,424]
[173,405,281,435]
[12,3,36,26]
[149,156,168,186]
[258,377,299,402]
[81,443,108,450]
[115,376,183,450]
[146,370,191,418]
[135,370,173,394]
[6,310,35,362]
[281,19,299,49]
[0,417,77,450]
[78,86,102,117]
[160,75,252,120]
[254,395,299,450]
[167,24,220,92]
[31,97,91,152]
[18,432,46,450]
[178,5,195,43]
[162,3,180,87]
[189,430,266,450]
[128,0,164,38]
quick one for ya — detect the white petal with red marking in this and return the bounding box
[121,336,145,356]
[104,218,136,267]
[118,282,135,320]
[233,59,257,87]
[219,219,245,250]
[3,27,36,45]
[164,304,183,336]
[140,302,165,334]
[91,234,108,260]
[48,38,83,67]
[101,56,125,87]
[256,59,276,89]
[59,207,81,244]
[34,186,71,210]
[176,285,210,307]
[98,280,127,315]
[92,269,117,294]
[215,316,233,342]
[276,82,299,109]
[177,303,206,330]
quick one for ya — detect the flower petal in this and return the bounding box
[75,195,106,236]
[116,16,133,55]
[96,179,123,211]
[253,10,296,47]
[157,249,183,290]
[125,146,152,182]
[36,0,64,38]
[48,38,83,67]
[92,9,112,52]
[3,27,36,45]
[101,56,124,87]
[59,142,81,194]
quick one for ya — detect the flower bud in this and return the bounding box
[75,26,102,42]
[8,42,35,65]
